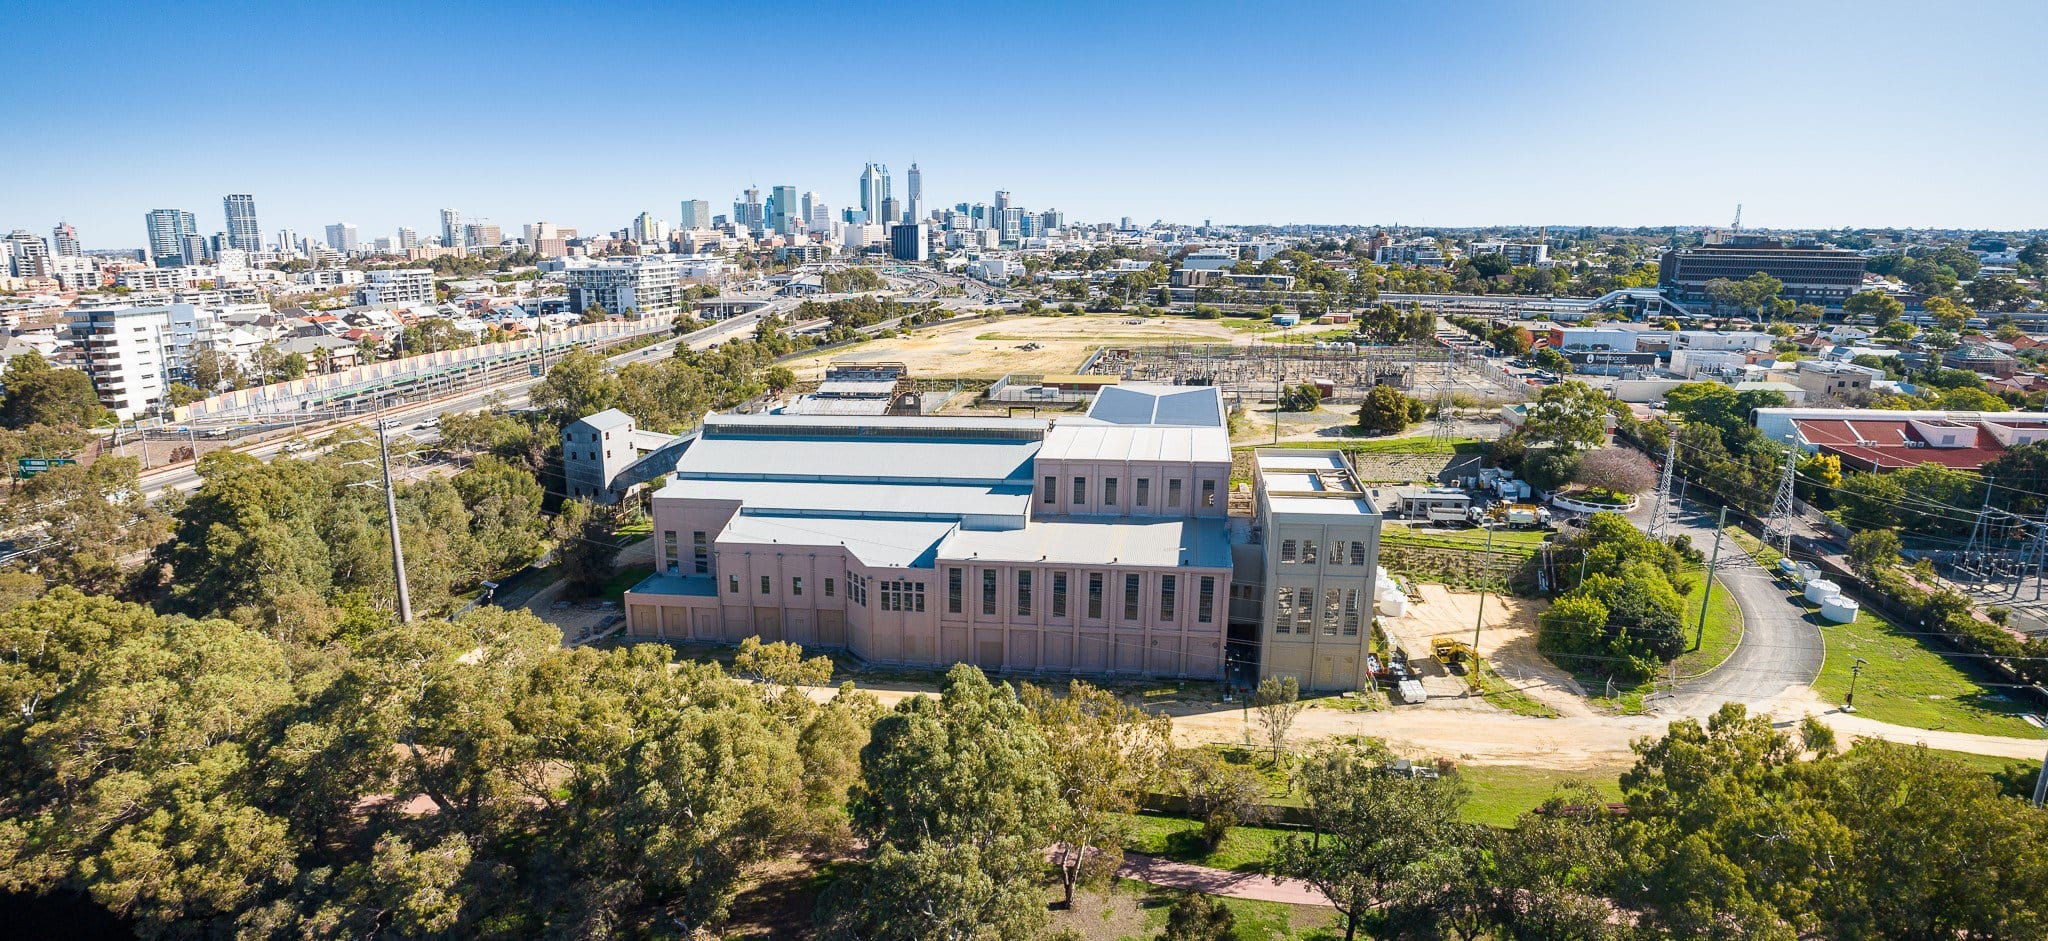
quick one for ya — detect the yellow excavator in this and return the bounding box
[1431,636,1475,666]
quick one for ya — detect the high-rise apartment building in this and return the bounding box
[324,223,360,254]
[5,231,51,278]
[678,199,712,231]
[50,222,80,256]
[275,229,301,255]
[144,209,198,267]
[440,209,464,249]
[905,163,923,224]
[396,227,419,251]
[222,194,262,252]
[64,304,201,419]
[735,187,765,235]
[464,222,502,249]
[806,197,833,234]
[562,256,687,320]
[356,268,436,306]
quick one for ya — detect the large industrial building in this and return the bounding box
[621,384,1389,689]
[1658,235,1866,308]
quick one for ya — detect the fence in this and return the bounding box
[985,374,1096,406]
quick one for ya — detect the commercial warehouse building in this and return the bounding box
[622,384,1385,689]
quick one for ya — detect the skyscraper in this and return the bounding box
[325,222,360,254]
[994,190,1012,211]
[397,227,419,251]
[678,199,711,231]
[906,163,923,224]
[222,194,262,252]
[144,209,198,266]
[859,163,889,228]
[771,185,799,235]
[50,222,79,256]
[736,187,764,235]
[440,209,464,249]
[4,231,51,278]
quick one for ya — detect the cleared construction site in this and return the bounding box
[1078,339,1529,404]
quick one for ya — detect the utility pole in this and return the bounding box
[2031,687,2048,808]
[1961,476,1997,581]
[1844,657,1868,712]
[1471,523,1495,684]
[1695,507,1727,651]
[376,420,414,623]
[1766,440,1798,558]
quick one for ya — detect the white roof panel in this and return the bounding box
[720,515,957,568]
[938,517,1232,569]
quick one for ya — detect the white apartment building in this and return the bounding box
[65,305,197,418]
[357,268,436,306]
[561,256,685,320]
[1181,248,1241,271]
[298,269,365,288]
[117,268,184,292]
[1469,241,1551,266]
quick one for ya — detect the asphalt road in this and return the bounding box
[1646,499,1828,716]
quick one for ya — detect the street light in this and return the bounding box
[1844,657,1869,713]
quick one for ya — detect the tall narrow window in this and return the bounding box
[1103,478,1119,506]
[1281,539,1297,563]
[692,531,709,574]
[1159,575,1177,621]
[1043,475,1057,504]
[662,530,679,574]
[1052,572,1068,617]
[728,574,739,594]
[1087,572,1104,619]
[760,575,772,596]
[1302,540,1319,565]
[982,569,997,616]
[1201,479,1217,507]
[947,567,963,614]
[1168,478,1184,507]
[1342,589,1361,636]
[1295,590,1313,633]
[1323,589,1341,636]
[1275,587,1294,634]
[1136,478,1150,507]
[1349,541,1367,566]
[1123,574,1140,621]
[1016,570,1033,616]
[824,577,836,598]
[1197,576,1216,624]
[1073,477,1087,504]
[792,577,804,597]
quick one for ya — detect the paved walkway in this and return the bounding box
[1118,852,1329,906]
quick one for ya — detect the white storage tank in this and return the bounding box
[1378,590,1409,618]
[1804,579,1840,604]
[1820,595,1859,624]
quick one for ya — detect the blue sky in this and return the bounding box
[6,0,2043,249]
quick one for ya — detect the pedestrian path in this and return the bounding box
[1118,852,1330,906]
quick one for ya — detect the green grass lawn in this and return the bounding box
[1382,524,1547,557]
[1119,814,1297,874]
[1455,765,1624,828]
[1059,879,1339,941]
[1672,567,1743,678]
[1810,603,2041,738]
[601,564,655,601]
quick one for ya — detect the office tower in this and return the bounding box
[890,222,929,262]
[144,209,198,266]
[905,162,924,223]
[50,222,80,256]
[275,229,300,254]
[807,198,832,233]
[397,226,419,251]
[858,162,889,227]
[465,222,502,248]
[221,194,261,252]
[5,230,51,278]
[678,199,711,230]
[631,212,662,244]
[881,197,902,229]
[440,208,464,249]
[735,187,764,235]
[325,222,360,254]
[1040,210,1064,231]
[1000,208,1024,242]
[994,190,1012,211]
[771,185,799,235]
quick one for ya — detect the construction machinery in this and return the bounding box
[1431,636,1475,666]
[1488,502,1551,529]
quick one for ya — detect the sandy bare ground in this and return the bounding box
[779,313,1267,381]
[1386,584,1592,717]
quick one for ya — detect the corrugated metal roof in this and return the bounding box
[1038,425,1229,464]
[656,477,1032,522]
[938,517,1232,569]
[1085,385,1226,427]
[720,515,957,568]
[675,435,1039,484]
[573,408,634,431]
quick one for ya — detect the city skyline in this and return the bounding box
[6,0,2047,245]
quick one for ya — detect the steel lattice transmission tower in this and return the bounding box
[1649,432,1678,539]
[1765,445,1799,559]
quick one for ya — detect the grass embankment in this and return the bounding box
[1382,524,1547,557]
[1468,662,1561,718]
[1671,565,1743,678]
[1457,765,1625,828]
[1120,814,1295,874]
[1252,435,1485,456]
[1724,526,2038,737]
